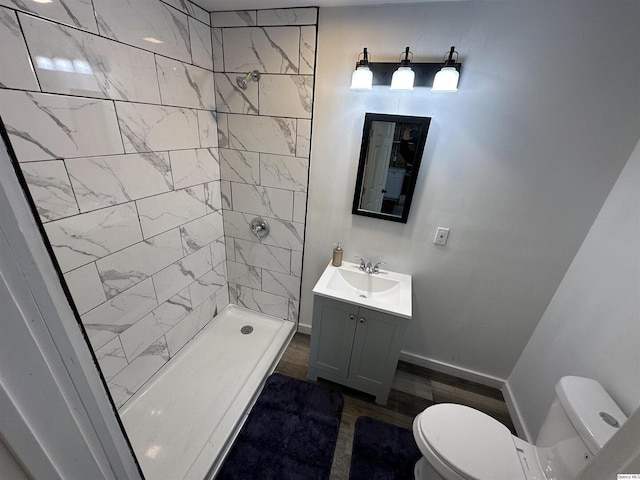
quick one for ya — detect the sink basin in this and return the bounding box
[313,261,412,318]
[326,267,399,293]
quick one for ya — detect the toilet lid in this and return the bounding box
[416,404,524,480]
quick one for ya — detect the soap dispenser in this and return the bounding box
[332,242,343,267]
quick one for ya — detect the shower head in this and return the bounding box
[236,76,248,90]
[236,70,261,90]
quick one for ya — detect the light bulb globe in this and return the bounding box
[432,66,459,92]
[390,66,415,91]
[350,65,373,90]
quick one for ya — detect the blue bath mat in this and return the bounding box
[217,373,343,480]
[349,416,422,480]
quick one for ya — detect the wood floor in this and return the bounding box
[274,333,516,480]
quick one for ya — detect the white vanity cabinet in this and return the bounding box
[308,295,408,405]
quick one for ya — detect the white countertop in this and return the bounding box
[312,261,412,319]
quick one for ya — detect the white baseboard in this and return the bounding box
[399,351,532,438]
[299,327,530,438]
[296,323,312,335]
[500,382,532,441]
[398,350,506,390]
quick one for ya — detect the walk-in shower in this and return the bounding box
[0,1,317,478]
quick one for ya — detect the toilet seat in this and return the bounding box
[413,404,525,480]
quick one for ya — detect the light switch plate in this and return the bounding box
[434,227,450,246]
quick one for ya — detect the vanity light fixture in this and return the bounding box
[350,48,373,90]
[349,46,462,92]
[390,47,415,91]
[432,46,460,92]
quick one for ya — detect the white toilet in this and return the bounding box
[412,376,627,480]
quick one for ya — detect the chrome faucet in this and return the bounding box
[355,257,386,274]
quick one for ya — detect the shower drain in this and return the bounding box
[241,325,254,335]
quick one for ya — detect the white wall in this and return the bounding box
[0,435,30,480]
[508,140,640,439]
[302,1,640,381]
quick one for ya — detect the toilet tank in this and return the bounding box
[535,376,627,479]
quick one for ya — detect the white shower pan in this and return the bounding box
[119,304,295,480]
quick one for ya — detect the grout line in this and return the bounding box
[111,99,128,153]
[10,9,212,72]
[83,233,220,318]
[14,12,44,94]
[88,0,99,33]
[219,27,226,72]
[159,0,210,28]
[40,181,212,226]
[0,77,310,112]
[153,54,166,107]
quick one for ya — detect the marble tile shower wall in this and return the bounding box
[0,0,227,408]
[211,8,317,323]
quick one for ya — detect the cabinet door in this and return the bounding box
[309,296,358,379]
[348,307,405,391]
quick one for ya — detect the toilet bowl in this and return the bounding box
[412,376,627,480]
[413,403,535,480]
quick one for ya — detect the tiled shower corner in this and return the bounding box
[212,7,317,323]
[0,0,225,408]
[0,0,317,409]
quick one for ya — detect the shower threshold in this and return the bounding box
[119,304,295,480]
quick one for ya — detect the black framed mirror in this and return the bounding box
[352,113,431,223]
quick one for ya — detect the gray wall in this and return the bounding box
[508,140,640,440]
[0,0,226,408]
[302,0,640,388]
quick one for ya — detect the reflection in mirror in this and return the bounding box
[352,113,431,223]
